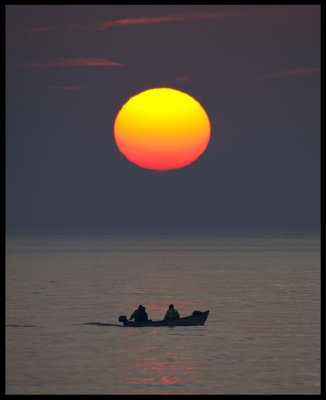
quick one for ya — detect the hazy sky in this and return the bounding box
[6,5,320,230]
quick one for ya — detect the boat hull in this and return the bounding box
[119,310,209,327]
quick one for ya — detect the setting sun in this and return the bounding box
[114,88,211,170]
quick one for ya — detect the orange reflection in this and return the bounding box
[125,336,206,394]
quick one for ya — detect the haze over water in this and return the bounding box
[6,228,320,394]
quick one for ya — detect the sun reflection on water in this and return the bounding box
[125,333,206,394]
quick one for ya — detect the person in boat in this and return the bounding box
[141,306,149,321]
[129,305,148,322]
[164,304,180,320]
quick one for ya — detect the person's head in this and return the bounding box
[169,304,174,310]
[138,305,143,310]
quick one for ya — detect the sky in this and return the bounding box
[6,5,321,231]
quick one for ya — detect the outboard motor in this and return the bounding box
[118,315,128,324]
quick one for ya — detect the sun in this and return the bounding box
[113,88,211,171]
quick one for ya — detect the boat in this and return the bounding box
[118,310,209,327]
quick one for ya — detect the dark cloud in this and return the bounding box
[257,68,320,80]
[96,11,236,31]
[13,57,123,68]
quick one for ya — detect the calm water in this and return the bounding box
[6,229,320,394]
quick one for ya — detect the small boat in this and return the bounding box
[118,310,209,327]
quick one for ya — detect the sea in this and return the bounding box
[5,228,320,395]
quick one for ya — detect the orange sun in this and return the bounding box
[113,88,211,171]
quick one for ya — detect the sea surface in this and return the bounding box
[6,229,320,394]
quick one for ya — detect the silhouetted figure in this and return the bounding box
[164,304,180,320]
[129,305,148,322]
[142,306,149,321]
